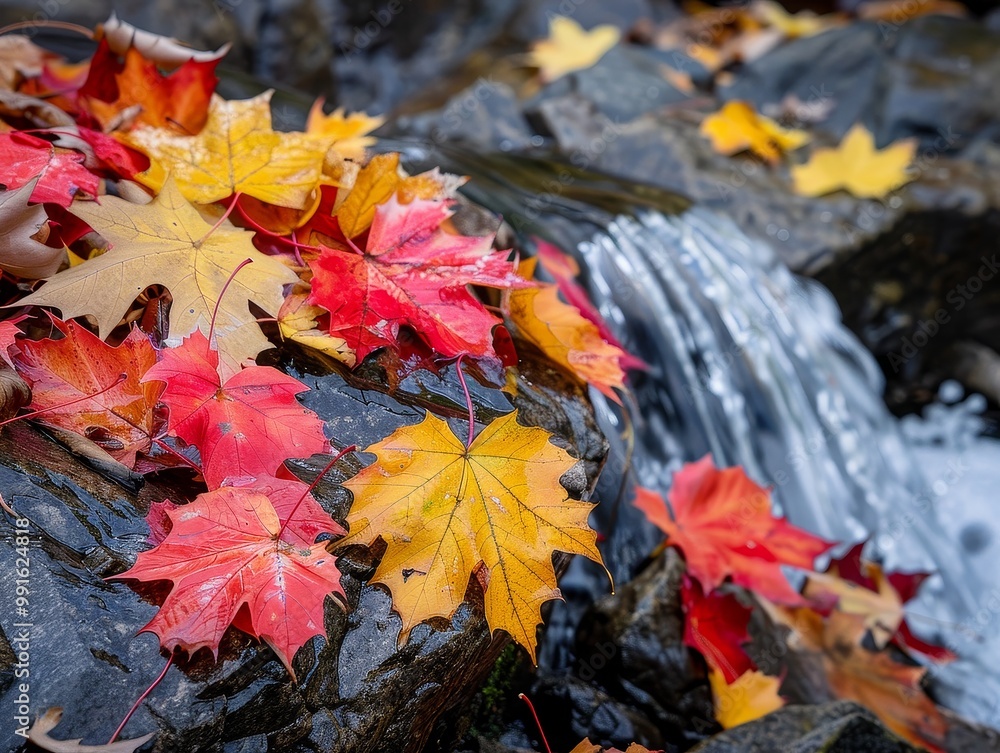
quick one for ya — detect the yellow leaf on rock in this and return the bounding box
[507,273,626,403]
[123,91,332,208]
[334,153,402,238]
[709,668,784,729]
[327,154,466,239]
[528,16,620,83]
[278,292,356,367]
[751,0,839,38]
[700,101,810,164]
[343,411,605,660]
[306,98,384,162]
[790,124,916,199]
[18,178,297,376]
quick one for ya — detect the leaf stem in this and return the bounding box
[454,355,475,449]
[0,373,127,429]
[276,444,356,540]
[195,192,242,248]
[207,257,253,348]
[0,20,94,37]
[107,651,174,744]
[517,693,553,753]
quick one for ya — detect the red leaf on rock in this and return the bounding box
[9,317,162,467]
[115,479,346,676]
[681,576,756,683]
[308,196,531,362]
[635,456,833,604]
[79,39,219,133]
[0,132,99,207]
[142,330,328,488]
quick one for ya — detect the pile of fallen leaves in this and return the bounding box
[0,16,642,749]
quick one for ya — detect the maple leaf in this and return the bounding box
[80,40,219,133]
[114,478,346,676]
[306,98,384,162]
[507,259,626,402]
[122,91,332,208]
[699,101,810,164]
[9,318,162,467]
[17,178,298,374]
[534,240,645,372]
[309,196,529,362]
[772,605,948,752]
[0,132,99,207]
[278,292,356,367]
[681,577,756,683]
[790,124,916,198]
[708,667,784,729]
[634,457,833,604]
[802,542,955,661]
[142,330,328,489]
[528,16,620,83]
[0,180,66,279]
[570,740,653,753]
[750,0,840,38]
[342,410,604,660]
[322,153,465,240]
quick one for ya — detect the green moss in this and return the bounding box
[466,645,523,741]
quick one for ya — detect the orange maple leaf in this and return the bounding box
[634,457,832,603]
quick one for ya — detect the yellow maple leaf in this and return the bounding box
[528,16,620,83]
[322,153,466,240]
[278,291,356,367]
[803,567,903,650]
[709,667,784,729]
[790,124,916,199]
[751,0,839,38]
[342,410,605,660]
[18,178,297,375]
[306,98,384,163]
[122,91,332,209]
[700,100,810,164]
[507,261,626,403]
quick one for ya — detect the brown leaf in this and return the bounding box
[28,707,154,753]
[0,180,66,279]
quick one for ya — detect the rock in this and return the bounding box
[0,345,607,752]
[689,700,920,753]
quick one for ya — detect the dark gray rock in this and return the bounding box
[689,701,920,753]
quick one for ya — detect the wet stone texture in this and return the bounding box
[0,347,607,753]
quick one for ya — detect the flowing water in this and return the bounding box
[389,144,1000,725]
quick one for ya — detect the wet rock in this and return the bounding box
[572,549,716,748]
[690,700,920,753]
[0,347,607,752]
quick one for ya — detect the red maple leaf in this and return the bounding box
[142,330,328,488]
[681,576,756,683]
[9,317,163,467]
[0,131,99,207]
[114,477,346,676]
[635,456,833,604]
[308,196,530,362]
[79,39,219,133]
